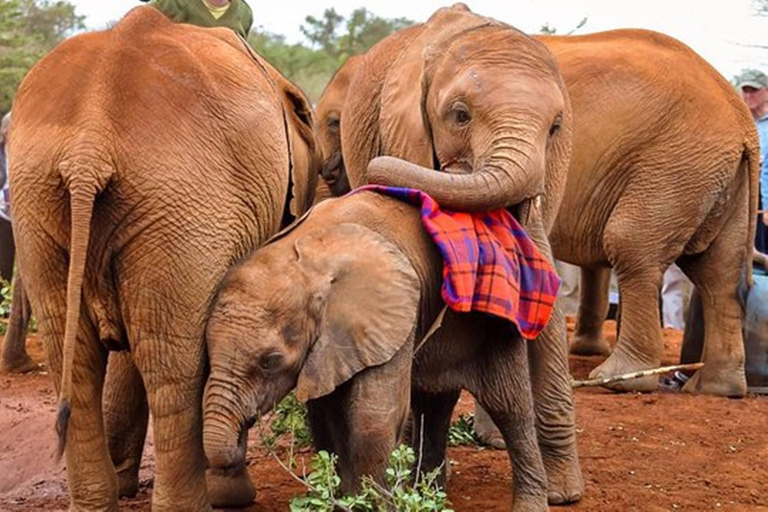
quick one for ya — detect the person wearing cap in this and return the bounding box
[737,69,768,241]
[139,0,253,40]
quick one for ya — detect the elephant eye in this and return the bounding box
[549,113,563,137]
[451,103,471,126]
[259,352,284,373]
[327,115,340,132]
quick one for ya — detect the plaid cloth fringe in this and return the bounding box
[354,185,560,340]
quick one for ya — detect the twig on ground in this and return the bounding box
[571,362,705,388]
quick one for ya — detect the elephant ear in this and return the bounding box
[294,223,420,402]
[213,32,321,220]
[378,7,495,167]
[274,73,321,220]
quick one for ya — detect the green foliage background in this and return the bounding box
[0,0,85,113]
[0,2,413,110]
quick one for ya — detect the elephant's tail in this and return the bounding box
[55,164,113,461]
[744,139,760,289]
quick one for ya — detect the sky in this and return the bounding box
[68,0,768,80]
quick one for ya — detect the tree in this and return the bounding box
[539,17,588,35]
[0,0,85,112]
[300,8,414,62]
[255,7,414,102]
[300,8,344,59]
[338,8,413,57]
[755,0,768,15]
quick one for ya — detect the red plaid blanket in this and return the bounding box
[354,185,560,340]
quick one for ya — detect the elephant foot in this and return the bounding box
[116,470,140,499]
[0,354,39,374]
[542,446,584,505]
[512,494,549,512]
[569,333,612,357]
[473,404,506,450]
[682,365,746,398]
[206,466,256,508]
[588,352,659,392]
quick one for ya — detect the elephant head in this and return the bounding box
[315,55,363,197]
[364,16,572,226]
[203,222,419,506]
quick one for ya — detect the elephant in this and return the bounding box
[318,4,583,504]
[204,189,552,511]
[537,29,758,397]
[7,6,320,511]
[314,53,365,198]
[318,25,759,398]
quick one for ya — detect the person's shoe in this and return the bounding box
[659,370,690,392]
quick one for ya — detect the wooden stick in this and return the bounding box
[571,362,705,388]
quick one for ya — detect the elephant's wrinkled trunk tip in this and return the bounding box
[203,409,248,471]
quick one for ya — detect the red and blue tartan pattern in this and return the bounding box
[353,185,561,340]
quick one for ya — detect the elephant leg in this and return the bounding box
[525,214,583,504]
[474,401,506,450]
[1,271,37,373]
[0,218,14,282]
[65,320,118,511]
[103,351,148,498]
[20,239,118,510]
[313,341,412,495]
[474,336,548,511]
[679,288,704,365]
[131,335,209,512]
[570,265,612,356]
[409,389,461,485]
[677,219,748,398]
[588,263,664,391]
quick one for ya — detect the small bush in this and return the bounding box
[447,413,478,446]
[289,445,453,511]
[264,392,313,450]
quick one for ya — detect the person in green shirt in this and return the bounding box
[139,0,253,39]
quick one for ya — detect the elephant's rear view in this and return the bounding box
[539,29,760,396]
[7,6,320,510]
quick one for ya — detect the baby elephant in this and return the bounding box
[203,190,550,511]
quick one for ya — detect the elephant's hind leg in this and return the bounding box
[677,199,748,398]
[569,265,613,356]
[104,351,149,498]
[1,271,37,373]
[22,238,118,511]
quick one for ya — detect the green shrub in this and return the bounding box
[447,413,478,447]
[289,445,453,511]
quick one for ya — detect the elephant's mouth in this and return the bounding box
[320,151,344,184]
[509,195,540,226]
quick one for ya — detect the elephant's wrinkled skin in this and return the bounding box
[204,192,550,511]
[318,27,758,399]
[318,5,582,504]
[540,30,758,397]
[8,7,320,511]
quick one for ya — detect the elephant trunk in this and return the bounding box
[203,383,249,471]
[366,131,545,212]
[203,382,256,507]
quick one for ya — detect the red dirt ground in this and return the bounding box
[1,320,767,511]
